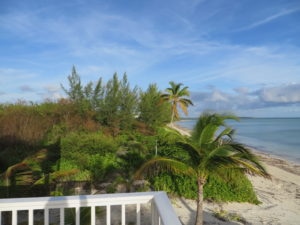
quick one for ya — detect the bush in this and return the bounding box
[55,159,91,182]
[151,172,259,203]
[60,131,118,160]
[204,172,260,204]
[88,153,120,182]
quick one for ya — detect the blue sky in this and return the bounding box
[0,0,300,117]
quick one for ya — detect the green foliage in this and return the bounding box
[152,173,197,199]
[160,81,193,123]
[204,172,260,204]
[118,73,139,130]
[61,66,84,102]
[139,84,170,127]
[88,153,120,182]
[151,172,259,203]
[53,159,91,182]
[60,131,118,160]
[96,73,139,134]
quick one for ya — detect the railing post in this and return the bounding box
[106,205,111,225]
[91,206,96,225]
[28,209,33,225]
[151,201,158,225]
[60,208,64,225]
[12,210,17,225]
[136,203,141,225]
[44,208,49,225]
[121,204,125,225]
[76,207,80,225]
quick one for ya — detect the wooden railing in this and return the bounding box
[0,191,181,225]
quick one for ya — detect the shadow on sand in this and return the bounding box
[176,197,250,225]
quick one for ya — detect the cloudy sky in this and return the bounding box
[0,0,300,117]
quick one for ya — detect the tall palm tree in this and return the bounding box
[160,81,193,124]
[135,112,270,225]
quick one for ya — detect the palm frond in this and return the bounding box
[221,142,270,178]
[215,127,235,142]
[4,162,29,180]
[134,157,196,180]
[178,86,190,97]
[197,124,219,146]
[207,145,234,159]
[176,141,202,165]
[164,126,187,139]
[231,157,270,178]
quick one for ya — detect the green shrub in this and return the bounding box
[150,172,259,203]
[204,172,259,204]
[60,131,118,160]
[88,153,119,182]
[52,159,91,182]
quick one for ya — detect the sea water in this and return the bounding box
[176,118,300,163]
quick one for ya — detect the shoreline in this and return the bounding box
[171,123,300,175]
[169,124,300,225]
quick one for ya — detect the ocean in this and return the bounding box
[176,118,300,163]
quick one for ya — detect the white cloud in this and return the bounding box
[258,84,300,103]
[190,83,300,117]
[210,90,228,102]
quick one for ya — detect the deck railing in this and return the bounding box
[0,191,181,225]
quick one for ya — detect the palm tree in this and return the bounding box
[135,112,270,225]
[160,81,193,124]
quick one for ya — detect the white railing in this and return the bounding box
[0,191,181,225]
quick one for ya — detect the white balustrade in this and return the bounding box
[0,191,181,225]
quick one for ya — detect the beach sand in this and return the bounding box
[169,124,300,225]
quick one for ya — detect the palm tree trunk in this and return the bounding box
[170,107,175,124]
[194,177,205,225]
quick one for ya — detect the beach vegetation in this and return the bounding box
[0,67,264,222]
[135,112,269,225]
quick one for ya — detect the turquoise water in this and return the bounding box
[176,118,300,163]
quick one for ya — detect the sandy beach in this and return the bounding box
[169,124,300,225]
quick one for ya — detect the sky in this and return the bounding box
[0,0,300,117]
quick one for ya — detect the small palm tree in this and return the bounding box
[161,81,193,124]
[135,112,270,225]
[4,149,48,187]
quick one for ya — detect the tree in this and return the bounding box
[138,84,170,127]
[97,73,138,134]
[61,66,84,102]
[96,73,120,133]
[118,73,139,130]
[135,112,270,225]
[160,81,193,124]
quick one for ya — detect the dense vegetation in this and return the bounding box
[0,67,260,206]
